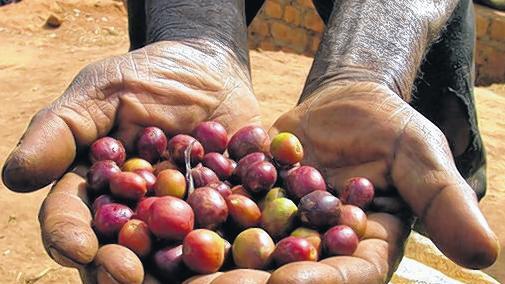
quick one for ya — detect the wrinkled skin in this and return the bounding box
[4,40,260,283]
[181,83,499,284]
[264,82,499,283]
[3,40,259,192]
[184,83,500,284]
[2,41,500,284]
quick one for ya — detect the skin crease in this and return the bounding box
[1,1,500,284]
[301,0,460,102]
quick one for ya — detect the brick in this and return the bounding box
[477,44,505,82]
[248,40,258,50]
[303,49,315,57]
[477,44,493,65]
[281,46,299,53]
[287,27,308,48]
[485,48,505,76]
[259,40,278,51]
[475,42,487,66]
[250,21,270,37]
[283,6,301,25]
[475,14,489,39]
[297,0,314,8]
[309,35,321,53]
[271,23,308,47]
[489,18,505,41]
[303,12,324,33]
[264,1,283,19]
[271,22,291,42]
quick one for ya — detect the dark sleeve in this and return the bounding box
[126,0,147,51]
[245,0,266,25]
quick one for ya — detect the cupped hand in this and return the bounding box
[265,82,499,283]
[3,40,259,192]
[184,213,407,284]
[182,82,499,284]
[3,40,260,283]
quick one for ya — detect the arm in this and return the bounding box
[269,0,498,281]
[3,0,254,192]
[4,1,263,283]
[144,0,250,69]
[302,0,459,102]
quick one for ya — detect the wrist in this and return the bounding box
[145,0,249,68]
[141,40,253,90]
[303,0,459,103]
[300,80,400,107]
[300,66,411,103]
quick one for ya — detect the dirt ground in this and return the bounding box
[0,0,504,283]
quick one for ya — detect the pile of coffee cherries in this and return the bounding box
[87,122,375,282]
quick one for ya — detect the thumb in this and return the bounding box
[3,109,76,192]
[268,105,306,141]
[3,65,118,192]
[392,114,499,269]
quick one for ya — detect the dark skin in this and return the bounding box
[2,0,499,283]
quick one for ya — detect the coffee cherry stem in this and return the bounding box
[185,140,196,196]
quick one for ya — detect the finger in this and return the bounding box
[79,265,159,284]
[211,269,270,284]
[2,109,77,192]
[320,213,411,284]
[392,114,499,269]
[268,262,341,284]
[94,244,144,284]
[268,104,306,141]
[183,272,223,284]
[182,270,270,284]
[3,63,119,192]
[39,170,98,267]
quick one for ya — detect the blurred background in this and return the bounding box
[0,0,504,283]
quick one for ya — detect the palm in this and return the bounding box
[267,84,414,283]
[4,49,497,283]
[89,41,260,149]
[263,83,497,283]
[4,40,261,283]
[3,40,260,192]
[272,84,411,192]
[186,84,433,284]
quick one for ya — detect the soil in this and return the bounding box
[0,0,503,283]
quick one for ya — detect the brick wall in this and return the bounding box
[248,0,323,55]
[248,1,505,85]
[475,4,505,85]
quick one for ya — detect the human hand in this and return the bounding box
[178,81,500,284]
[182,212,408,284]
[3,40,260,283]
[263,82,498,283]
